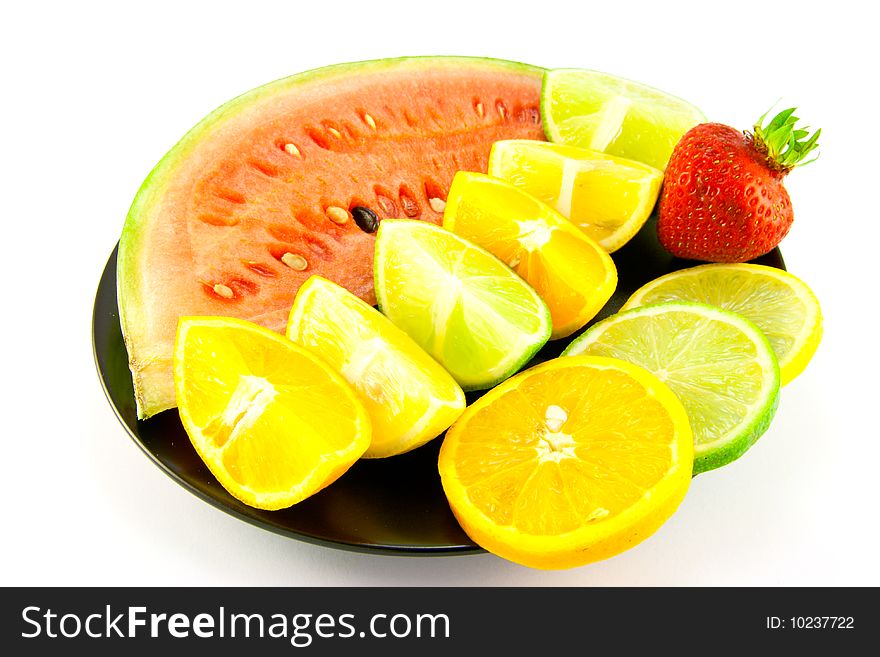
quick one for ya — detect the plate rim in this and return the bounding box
[94,230,786,557]
[92,243,483,557]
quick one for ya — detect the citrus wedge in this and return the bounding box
[374,219,551,391]
[438,355,693,570]
[287,276,466,458]
[174,316,370,510]
[541,68,706,170]
[443,171,617,339]
[488,140,662,252]
[621,264,822,385]
[563,302,780,474]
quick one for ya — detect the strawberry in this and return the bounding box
[657,108,820,262]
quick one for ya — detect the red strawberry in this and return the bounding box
[657,108,820,262]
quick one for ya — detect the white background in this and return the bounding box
[2,0,877,586]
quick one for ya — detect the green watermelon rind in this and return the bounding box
[117,56,545,419]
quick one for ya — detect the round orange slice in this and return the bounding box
[174,316,370,510]
[438,355,693,569]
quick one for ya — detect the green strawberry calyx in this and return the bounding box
[750,107,821,175]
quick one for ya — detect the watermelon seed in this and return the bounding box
[328,127,342,139]
[374,186,397,216]
[474,100,484,118]
[518,106,540,124]
[244,261,277,278]
[326,206,350,224]
[351,206,379,233]
[398,186,420,218]
[363,113,377,130]
[423,179,447,207]
[281,252,308,271]
[496,99,508,121]
[283,143,302,157]
[198,213,239,227]
[213,284,234,299]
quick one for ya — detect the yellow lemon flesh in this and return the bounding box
[287,276,465,458]
[488,140,662,252]
[443,171,617,339]
[174,316,370,510]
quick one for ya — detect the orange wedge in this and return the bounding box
[174,316,370,510]
[443,171,617,339]
[438,355,693,569]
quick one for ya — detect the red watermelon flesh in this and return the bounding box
[118,57,545,418]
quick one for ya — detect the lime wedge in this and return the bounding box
[562,302,780,474]
[375,219,551,391]
[488,140,662,252]
[541,69,706,170]
[622,264,823,386]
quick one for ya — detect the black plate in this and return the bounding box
[93,215,784,555]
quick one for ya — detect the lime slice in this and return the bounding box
[622,264,822,385]
[375,219,551,391]
[562,302,780,474]
[287,276,465,458]
[488,140,662,251]
[541,69,706,170]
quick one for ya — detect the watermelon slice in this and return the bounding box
[118,56,545,419]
